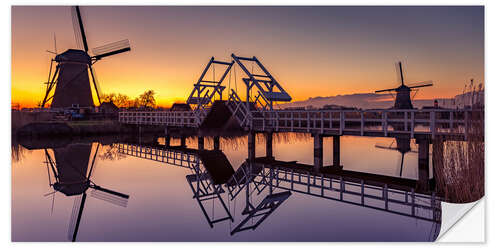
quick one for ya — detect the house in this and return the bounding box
[170,103,192,111]
[99,101,119,114]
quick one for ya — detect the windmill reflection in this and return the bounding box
[117,138,440,238]
[44,143,129,242]
[375,136,417,177]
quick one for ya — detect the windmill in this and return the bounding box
[375,137,417,177]
[41,6,131,109]
[375,62,433,109]
[43,143,129,242]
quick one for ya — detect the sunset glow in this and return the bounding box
[11,6,484,108]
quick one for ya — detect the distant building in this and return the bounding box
[99,101,119,114]
[170,103,192,111]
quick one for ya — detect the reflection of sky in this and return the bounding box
[12,135,438,241]
[12,6,484,107]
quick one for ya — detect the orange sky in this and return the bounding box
[11,6,484,108]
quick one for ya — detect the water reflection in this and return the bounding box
[375,137,417,177]
[43,142,129,241]
[12,133,441,242]
[116,137,441,240]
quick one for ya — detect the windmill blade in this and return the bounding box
[87,143,100,179]
[92,39,131,60]
[89,65,102,105]
[68,194,86,242]
[375,145,397,150]
[396,61,405,85]
[90,188,129,207]
[408,81,433,89]
[375,87,398,93]
[71,6,89,52]
[91,185,130,199]
[399,153,405,177]
[70,7,83,50]
[54,33,57,54]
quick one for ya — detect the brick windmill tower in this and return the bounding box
[41,6,131,108]
[375,62,433,109]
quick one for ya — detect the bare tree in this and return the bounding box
[138,90,156,108]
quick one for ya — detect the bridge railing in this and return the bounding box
[119,110,198,127]
[251,109,483,139]
[254,165,441,222]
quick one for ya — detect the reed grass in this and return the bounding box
[433,82,484,203]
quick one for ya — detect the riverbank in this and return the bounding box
[15,120,164,137]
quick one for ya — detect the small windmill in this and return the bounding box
[375,137,417,177]
[43,143,129,242]
[41,6,131,108]
[375,62,433,109]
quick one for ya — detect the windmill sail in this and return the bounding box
[92,39,131,60]
[42,6,131,108]
[409,81,433,89]
[71,7,84,51]
[375,61,434,109]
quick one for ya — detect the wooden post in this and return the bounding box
[248,131,256,161]
[430,111,436,139]
[213,136,220,150]
[333,135,341,168]
[180,136,186,148]
[198,136,204,150]
[416,138,430,192]
[313,133,323,171]
[340,111,345,135]
[165,136,171,147]
[266,132,273,158]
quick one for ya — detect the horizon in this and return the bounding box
[11,6,484,108]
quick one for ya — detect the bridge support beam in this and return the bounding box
[417,138,430,192]
[165,136,171,147]
[266,132,273,158]
[198,137,204,150]
[213,136,220,151]
[248,131,256,161]
[333,135,341,167]
[313,134,323,171]
[180,136,186,148]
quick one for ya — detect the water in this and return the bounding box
[11,133,440,242]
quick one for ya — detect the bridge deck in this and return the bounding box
[119,107,480,140]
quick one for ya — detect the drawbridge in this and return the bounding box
[118,54,477,141]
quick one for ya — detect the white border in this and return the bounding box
[3,0,495,248]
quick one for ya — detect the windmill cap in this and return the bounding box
[55,49,91,64]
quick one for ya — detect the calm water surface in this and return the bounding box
[12,133,440,241]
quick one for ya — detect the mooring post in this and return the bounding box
[416,138,430,192]
[180,136,186,148]
[165,136,171,147]
[313,133,323,171]
[333,135,341,168]
[198,136,204,150]
[213,136,220,150]
[248,131,256,161]
[266,132,273,158]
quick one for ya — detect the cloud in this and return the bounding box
[278,92,456,110]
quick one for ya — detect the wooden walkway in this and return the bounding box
[119,107,480,140]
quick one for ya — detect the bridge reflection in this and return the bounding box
[116,139,441,236]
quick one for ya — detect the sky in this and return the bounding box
[11,6,484,108]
